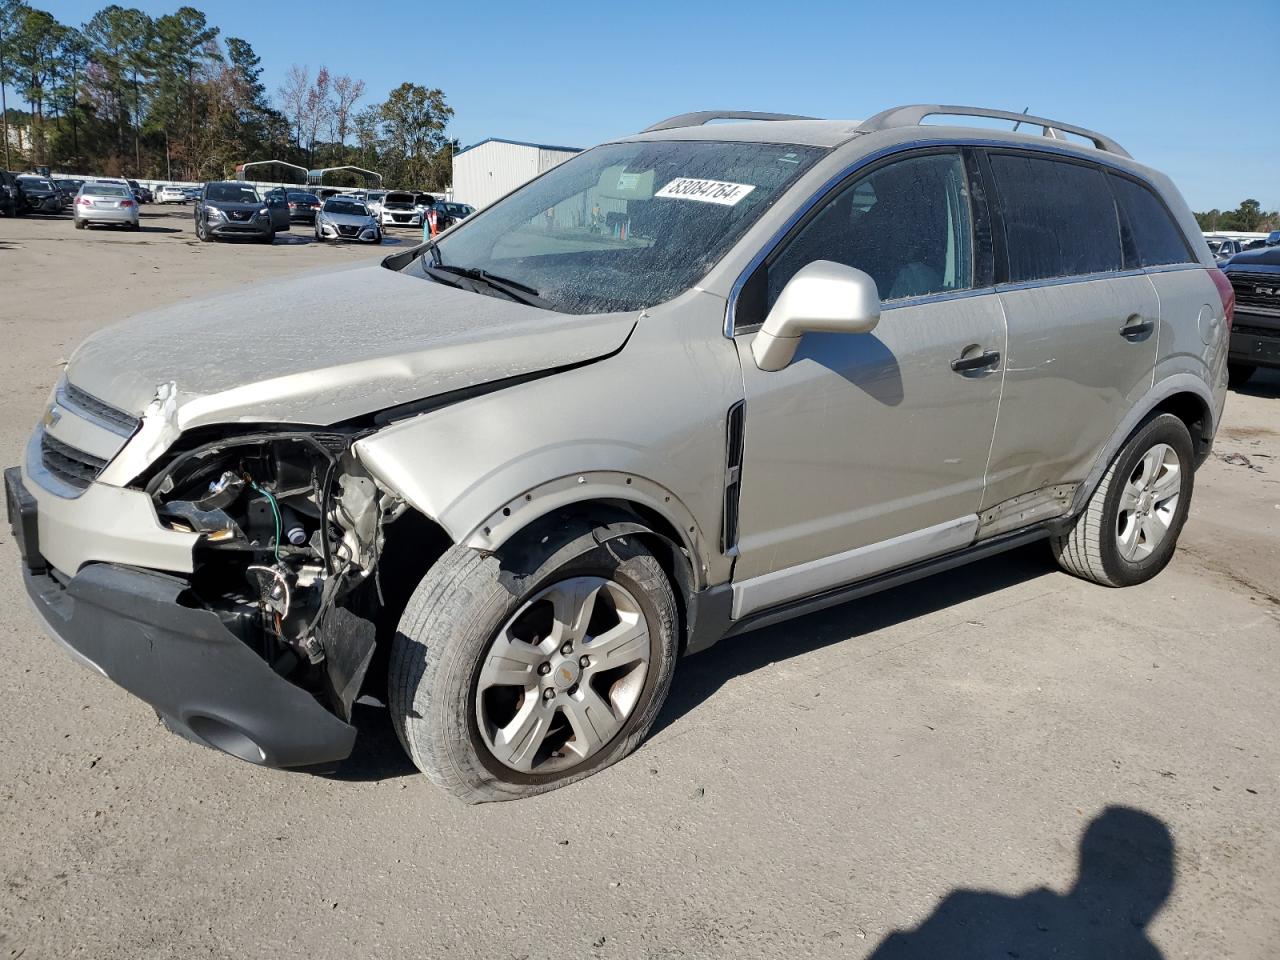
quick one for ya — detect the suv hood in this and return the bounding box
[65,263,636,429]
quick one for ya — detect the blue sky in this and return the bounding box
[45,0,1278,212]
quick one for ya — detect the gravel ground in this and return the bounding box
[1,208,1277,959]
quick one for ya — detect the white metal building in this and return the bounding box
[452,137,581,210]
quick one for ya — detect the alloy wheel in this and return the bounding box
[475,576,651,775]
[1116,442,1181,562]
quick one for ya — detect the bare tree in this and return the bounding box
[301,65,329,164]
[329,73,364,160]
[277,62,308,149]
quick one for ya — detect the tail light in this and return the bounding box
[1208,268,1235,334]
[75,195,91,205]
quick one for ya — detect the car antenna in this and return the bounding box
[1011,106,1030,132]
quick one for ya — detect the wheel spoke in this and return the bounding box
[1118,514,1142,561]
[561,687,622,761]
[583,614,649,669]
[478,638,544,691]
[490,700,553,772]
[548,579,603,647]
[1135,448,1161,487]
[1150,462,1181,503]
[1141,510,1171,549]
[1118,482,1142,514]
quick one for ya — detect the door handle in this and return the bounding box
[1120,316,1155,339]
[951,349,1001,373]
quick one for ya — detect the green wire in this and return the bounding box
[251,481,283,562]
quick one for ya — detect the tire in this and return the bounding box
[259,229,275,244]
[195,216,212,242]
[314,226,324,243]
[373,230,383,244]
[389,530,678,803]
[1228,363,1256,389]
[1051,413,1195,587]
[74,218,85,229]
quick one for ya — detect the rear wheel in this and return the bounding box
[1051,413,1194,587]
[389,530,678,803]
[74,217,85,229]
[1228,363,1256,388]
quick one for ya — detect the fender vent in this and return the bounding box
[720,401,745,553]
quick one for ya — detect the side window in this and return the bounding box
[989,153,1122,281]
[766,151,975,308]
[1107,173,1194,268]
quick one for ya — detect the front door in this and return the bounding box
[730,149,1006,618]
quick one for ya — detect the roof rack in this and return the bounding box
[859,104,1131,158]
[641,111,819,133]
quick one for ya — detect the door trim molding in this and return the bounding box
[731,514,979,619]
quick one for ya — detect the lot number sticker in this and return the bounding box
[655,178,756,206]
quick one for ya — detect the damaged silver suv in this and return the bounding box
[7,106,1232,802]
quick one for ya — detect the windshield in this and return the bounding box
[324,199,369,216]
[401,139,826,314]
[206,183,260,203]
[19,177,54,190]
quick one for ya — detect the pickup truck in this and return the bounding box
[1221,245,1280,386]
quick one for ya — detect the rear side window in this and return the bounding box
[989,153,1122,282]
[1107,174,1193,267]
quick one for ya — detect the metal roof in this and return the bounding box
[454,137,582,158]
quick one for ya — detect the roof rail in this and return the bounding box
[642,111,819,134]
[859,104,1131,158]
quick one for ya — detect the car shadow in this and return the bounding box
[328,700,417,781]
[865,805,1174,959]
[652,542,1057,737]
[273,232,404,247]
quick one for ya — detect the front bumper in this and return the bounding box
[207,217,273,238]
[7,468,356,769]
[381,211,421,227]
[318,222,381,243]
[1231,311,1280,369]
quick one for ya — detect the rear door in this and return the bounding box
[979,150,1160,522]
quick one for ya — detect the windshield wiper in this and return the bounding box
[431,264,550,309]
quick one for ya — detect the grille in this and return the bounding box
[392,214,412,223]
[1228,272,1280,314]
[61,381,140,434]
[337,224,359,237]
[227,210,251,222]
[40,431,107,490]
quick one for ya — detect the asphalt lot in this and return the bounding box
[1,207,1277,959]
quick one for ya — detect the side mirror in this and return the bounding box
[751,260,881,371]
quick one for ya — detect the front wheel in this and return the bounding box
[195,215,212,242]
[389,529,678,803]
[1051,413,1194,587]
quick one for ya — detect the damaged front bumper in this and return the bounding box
[8,466,360,770]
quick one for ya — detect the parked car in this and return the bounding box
[438,201,474,223]
[194,181,289,242]
[157,184,188,204]
[314,196,382,243]
[73,181,140,230]
[286,190,322,224]
[1211,238,1246,260]
[125,179,152,204]
[182,185,202,202]
[1220,244,1280,387]
[363,189,387,217]
[1268,231,1280,246]
[55,177,85,197]
[379,190,421,227]
[6,104,1230,803]
[0,170,27,216]
[17,175,65,213]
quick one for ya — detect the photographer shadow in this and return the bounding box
[868,806,1173,960]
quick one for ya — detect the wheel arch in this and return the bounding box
[1068,375,1217,517]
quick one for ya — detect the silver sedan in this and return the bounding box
[74,183,140,230]
[314,198,382,243]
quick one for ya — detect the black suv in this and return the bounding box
[1221,246,1280,386]
[0,170,27,216]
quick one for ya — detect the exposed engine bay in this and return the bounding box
[141,430,406,722]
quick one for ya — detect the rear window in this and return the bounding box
[288,192,319,203]
[1107,174,1193,268]
[87,185,130,197]
[989,153,1122,282]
